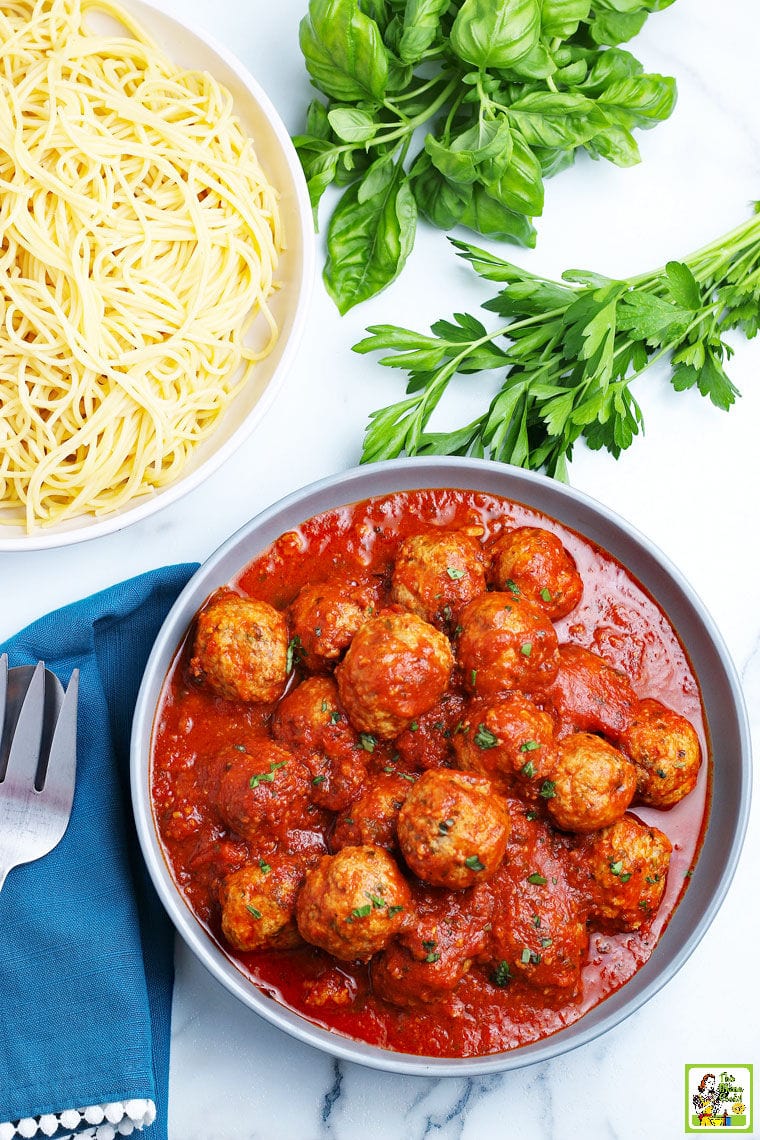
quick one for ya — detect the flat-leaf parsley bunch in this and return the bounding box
[295,0,679,313]
[356,204,760,477]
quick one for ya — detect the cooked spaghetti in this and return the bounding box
[0,0,283,531]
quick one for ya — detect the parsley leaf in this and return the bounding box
[356,204,760,475]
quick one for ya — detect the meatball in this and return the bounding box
[619,698,702,808]
[371,881,493,1006]
[544,643,639,739]
[271,676,368,811]
[393,691,465,771]
[576,813,672,931]
[336,610,454,739]
[189,589,288,703]
[452,694,556,797]
[487,526,583,620]
[218,854,312,952]
[456,592,560,696]
[390,530,486,629]
[295,845,411,961]
[397,769,510,889]
[546,732,637,833]
[288,576,378,671]
[216,741,311,843]
[331,771,415,852]
[487,848,588,994]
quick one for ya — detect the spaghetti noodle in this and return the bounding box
[0,0,283,531]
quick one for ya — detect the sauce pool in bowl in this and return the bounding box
[149,485,709,1058]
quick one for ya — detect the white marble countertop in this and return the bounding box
[2,0,759,1136]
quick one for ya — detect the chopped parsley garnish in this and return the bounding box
[438,817,455,834]
[474,723,498,750]
[425,951,441,963]
[505,579,520,597]
[540,587,553,603]
[249,759,287,788]
[258,859,271,874]
[527,872,547,886]
[245,905,263,920]
[446,566,465,580]
[520,641,533,657]
[519,739,539,752]
[359,733,377,752]
[348,904,372,920]
[470,668,477,687]
[609,860,632,883]
[539,780,556,800]
[520,947,541,965]
[329,709,341,724]
[492,960,512,987]
[312,774,326,785]
[465,855,485,872]
[521,760,536,779]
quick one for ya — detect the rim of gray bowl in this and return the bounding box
[131,456,752,1075]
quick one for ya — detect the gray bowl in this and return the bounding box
[130,457,751,1075]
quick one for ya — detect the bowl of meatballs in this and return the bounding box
[131,456,750,1073]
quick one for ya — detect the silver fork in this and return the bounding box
[0,654,79,893]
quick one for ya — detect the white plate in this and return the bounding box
[0,0,314,551]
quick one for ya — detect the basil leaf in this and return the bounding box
[588,10,648,46]
[450,0,541,70]
[584,124,640,166]
[328,106,378,143]
[460,187,537,246]
[597,75,677,131]
[305,98,332,140]
[398,0,449,62]
[358,153,397,203]
[410,154,472,229]
[533,146,576,178]
[580,47,643,94]
[425,117,513,186]
[299,0,389,103]
[483,128,544,216]
[293,136,340,212]
[540,0,592,38]
[324,164,418,312]
[594,0,675,12]
[361,0,391,25]
[505,41,556,81]
[508,92,607,150]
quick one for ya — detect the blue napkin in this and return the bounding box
[0,565,199,1139]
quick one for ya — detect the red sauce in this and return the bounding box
[151,489,709,1057]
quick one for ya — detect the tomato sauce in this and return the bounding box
[150,489,709,1057]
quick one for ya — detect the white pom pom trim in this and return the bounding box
[0,1101,156,1140]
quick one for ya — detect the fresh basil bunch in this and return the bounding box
[294,0,678,312]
